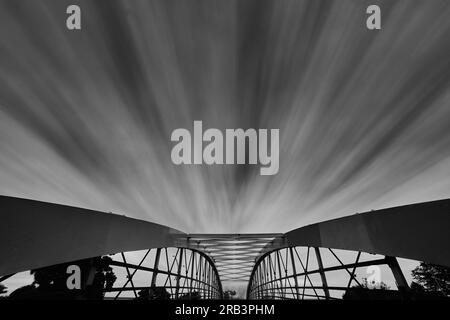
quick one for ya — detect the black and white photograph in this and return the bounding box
[0,0,449,316]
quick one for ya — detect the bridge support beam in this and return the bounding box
[314,247,330,300]
[385,256,410,291]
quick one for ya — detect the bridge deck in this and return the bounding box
[177,234,286,282]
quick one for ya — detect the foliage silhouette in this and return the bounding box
[8,256,116,300]
[411,262,450,297]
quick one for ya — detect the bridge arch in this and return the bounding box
[1,196,449,299]
[247,199,450,299]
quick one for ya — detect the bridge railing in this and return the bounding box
[247,246,411,300]
[104,247,223,300]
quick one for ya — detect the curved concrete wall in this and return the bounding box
[0,196,185,275]
[1,196,449,278]
[285,199,450,266]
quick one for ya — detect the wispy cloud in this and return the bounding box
[0,0,449,233]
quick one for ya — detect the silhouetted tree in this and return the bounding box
[85,256,117,300]
[357,277,390,290]
[412,262,450,297]
[344,277,390,300]
[9,256,116,300]
[136,287,171,300]
[410,281,426,293]
[179,291,201,300]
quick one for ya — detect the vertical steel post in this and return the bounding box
[257,267,262,299]
[386,256,410,291]
[205,258,208,297]
[263,259,268,299]
[189,251,195,295]
[276,250,285,299]
[314,247,330,299]
[268,253,275,298]
[198,255,203,297]
[151,248,161,287]
[290,247,300,299]
[206,264,211,299]
[175,248,184,299]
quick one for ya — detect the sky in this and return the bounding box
[1,0,450,234]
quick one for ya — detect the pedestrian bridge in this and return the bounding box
[1,196,449,299]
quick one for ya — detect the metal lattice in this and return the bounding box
[178,234,285,282]
[247,246,410,299]
[105,247,222,299]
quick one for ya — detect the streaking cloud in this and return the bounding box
[0,0,450,233]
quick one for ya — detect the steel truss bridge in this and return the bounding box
[1,196,449,299]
